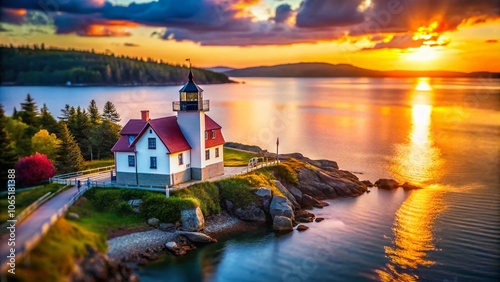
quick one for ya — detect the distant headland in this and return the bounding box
[0,46,233,86]
[222,62,500,78]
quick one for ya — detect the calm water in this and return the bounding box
[1,77,499,281]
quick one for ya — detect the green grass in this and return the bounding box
[84,158,115,170]
[171,182,221,216]
[67,198,147,237]
[10,218,106,282]
[0,183,64,224]
[223,148,258,167]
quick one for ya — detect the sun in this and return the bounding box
[405,46,439,62]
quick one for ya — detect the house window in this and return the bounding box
[148,138,156,149]
[149,129,152,134]
[128,155,135,167]
[215,147,219,158]
[205,149,210,160]
[150,156,157,169]
[128,135,135,145]
[205,131,208,140]
[211,130,216,139]
[178,153,184,165]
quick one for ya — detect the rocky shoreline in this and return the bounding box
[76,146,421,281]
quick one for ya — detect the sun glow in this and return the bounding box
[405,46,439,62]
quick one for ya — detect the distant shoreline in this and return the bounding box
[0,81,237,87]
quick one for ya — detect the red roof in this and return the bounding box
[111,136,135,152]
[131,116,191,154]
[112,119,146,152]
[113,114,224,153]
[205,115,222,130]
[120,119,147,135]
[205,115,225,148]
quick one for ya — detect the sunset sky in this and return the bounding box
[1,0,499,71]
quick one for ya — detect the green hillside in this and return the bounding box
[0,46,232,86]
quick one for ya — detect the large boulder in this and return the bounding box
[301,194,329,209]
[374,179,400,189]
[286,185,303,203]
[270,195,294,220]
[255,187,272,212]
[176,231,217,243]
[401,182,422,190]
[273,216,293,232]
[295,210,315,223]
[180,207,205,231]
[274,181,301,209]
[234,202,266,223]
[147,218,160,227]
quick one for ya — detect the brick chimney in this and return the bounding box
[141,110,150,121]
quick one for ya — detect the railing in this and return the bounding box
[172,100,210,111]
[51,165,115,180]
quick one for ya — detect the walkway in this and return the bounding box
[0,185,81,273]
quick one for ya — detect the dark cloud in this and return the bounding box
[296,0,365,27]
[273,4,293,23]
[1,8,27,24]
[0,0,498,46]
[124,42,139,47]
[485,39,498,43]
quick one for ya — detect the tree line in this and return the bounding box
[1,94,122,188]
[0,45,232,86]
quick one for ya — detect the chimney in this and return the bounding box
[141,110,150,121]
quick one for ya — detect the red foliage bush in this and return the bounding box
[15,153,56,187]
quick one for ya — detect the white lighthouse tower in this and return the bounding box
[173,67,212,180]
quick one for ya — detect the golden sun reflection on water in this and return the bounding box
[377,81,447,281]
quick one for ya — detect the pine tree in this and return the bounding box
[19,93,38,127]
[88,99,101,125]
[102,101,120,122]
[55,123,85,173]
[39,104,58,134]
[0,105,19,189]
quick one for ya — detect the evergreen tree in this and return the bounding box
[12,107,18,119]
[19,93,38,127]
[88,99,101,125]
[0,105,19,189]
[55,123,85,173]
[95,120,121,159]
[39,104,58,134]
[102,101,120,122]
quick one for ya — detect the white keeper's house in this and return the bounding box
[112,69,225,187]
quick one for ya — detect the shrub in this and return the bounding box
[171,182,220,216]
[216,178,258,209]
[117,201,134,214]
[92,189,122,211]
[140,194,198,223]
[15,153,56,187]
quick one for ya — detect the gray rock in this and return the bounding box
[147,218,160,227]
[67,212,80,220]
[180,207,205,232]
[255,187,272,212]
[165,241,178,251]
[128,199,142,207]
[287,185,303,203]
[128,199,142,213]
[296,224,309,231]
[361,180,374,187]
[274,181,301,209]
[270,195,295,220]
[176,231,217,243]
[159,223,176,232]
[374,179,400,189]
[224,200,234,212]
[301,194,329,209]
[273,216,293,232]
[234,202,267,223]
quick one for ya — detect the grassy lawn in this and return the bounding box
[67,193,148,238]
[0,183,64,224]
[84,158,115,170]
[224,147,258,167]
